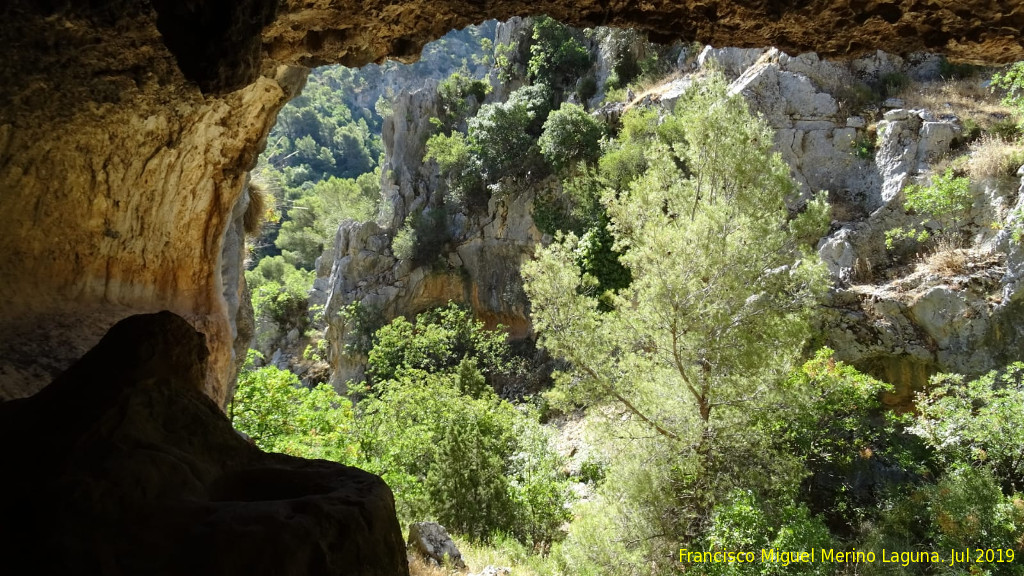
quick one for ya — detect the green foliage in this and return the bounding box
[697,491,834,576]
[428,84,553,208]
[229,351,359,463]
[539,102,605,175]
[597,107,661,192]
[435,70,492,133]
[790,192,832,250]
[864,467,1024,576]
[469,84,552,182]
[527,16,591,89]
[851,133,876,159]
[401,207,450,266]
[524,73,830,560]
[532,169,603,236]
[921,467,1024,554]
[357,309,569,545]
[391,220,416,261]
[366,302,517,387]
[426,398,514,540]
[334,301,384,356]
[425,130,486,208]
[574,220,632,309]
[910,363,1024,492]
[575,72,598,103]
[275,172,378,269]
[266,68,382,188]
[885,167,973,250]
[246,256,315,339]
[776,349,929,532]
[992,61,1024,130]
[600,28,669,93]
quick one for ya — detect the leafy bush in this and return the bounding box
[910,363,1024,491]
[538,102,605,175]
[468,84,552,183]
[789,192,832,250]
[391,220,416,261]
[531,169,603,236]
[435,70,492,133]
[334,301,385,356]
[366,302,519,387]
[697,491,834,576]
[358,309,569,546]
[776,349,927,532]
[428,84,553,208]
[267,69,382,187]
[229,351,360,463]
[246,256,315,339]
[275,172,378,269]
[886,167,973,250]
[424,130,486,208]
[597,107,661,192]
[527,16,591,90]
[992,61,1024,130]
[574,221,631,309]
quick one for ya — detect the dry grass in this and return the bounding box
[243,180,268,236]
[917,235,971,277]
[455,536,555,576]
[896,78,1011,127]
[408,555,458,576]
[966,135,1024,180]
[921,248,970,276]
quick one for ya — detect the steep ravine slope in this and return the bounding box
[317,44,1024,398]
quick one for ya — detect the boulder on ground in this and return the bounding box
[407,521,467,569]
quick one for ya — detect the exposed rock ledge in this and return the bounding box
[0,311,407,576]
[2,1,1023,404]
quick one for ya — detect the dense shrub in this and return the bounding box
[992,61,1024,130]
[358,307,569,546]
[365,302,517,387]
[886,167,973,250]
[539,102,605,175]
[434,70,492,133]
[229,351,360,463]
[246,256,315,340]
[910,363,1024,492]
[527,16,592,90]
[275,172,378,269]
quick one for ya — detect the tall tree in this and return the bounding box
[523,74,829,533]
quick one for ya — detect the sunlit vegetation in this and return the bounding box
[237,17,1024,574]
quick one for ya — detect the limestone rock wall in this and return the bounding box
[319,41,1024,399]
[315,86,542,388]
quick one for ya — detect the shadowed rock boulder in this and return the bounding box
[0,311,408,576]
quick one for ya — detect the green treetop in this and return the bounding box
[523,73,830,523]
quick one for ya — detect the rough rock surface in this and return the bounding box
[407,522,466,569]
[0,311,407,576]
[317,87,540,388]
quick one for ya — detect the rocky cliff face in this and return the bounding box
[314,82,542,388]
[638,47,1024,399]
[319,40,1024,401]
